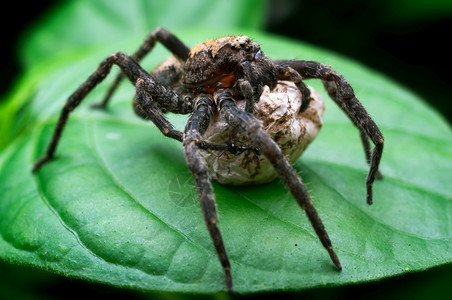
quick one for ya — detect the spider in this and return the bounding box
[32,28,384,293]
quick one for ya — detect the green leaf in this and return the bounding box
[1,27,451,293]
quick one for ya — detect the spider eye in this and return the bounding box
[239,43,245,48]
[231,43,238,50]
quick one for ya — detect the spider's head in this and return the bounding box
[225,36,261,61]
[210,35,267,69]
[189,35,259,59]
[183,35,276,92]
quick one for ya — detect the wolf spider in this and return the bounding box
[33,28,384,292]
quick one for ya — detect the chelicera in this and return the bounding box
[33,28,384,292]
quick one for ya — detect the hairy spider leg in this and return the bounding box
[275,65,312,112]
[134,78,186,141]
[32,52,183,171]
[274,60,384,205]
[93,28,190,109]
[217,91,342,272]
[360,131,383,179]
[237,80,255,114]
[135,77,258,156]
[183,95,233,293]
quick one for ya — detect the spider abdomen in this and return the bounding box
[199,81,324,185]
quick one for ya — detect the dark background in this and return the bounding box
[0,0,450,299]
[266,0,451,123]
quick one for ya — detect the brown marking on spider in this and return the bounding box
[32,27,384,293]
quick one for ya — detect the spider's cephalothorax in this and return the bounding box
[33,28,384,293]
[182,36,277,95]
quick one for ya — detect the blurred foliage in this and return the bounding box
[20,0,265,66]
[388,0,452,21]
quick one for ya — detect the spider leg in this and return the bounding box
[134,78,185,141]
[240,53,277,114]
[33,52,152,171]
[238,80,254,114]
[93,27,190,109]
[275,64,312,112]
[183,95,233,293]
[360,131,383,179]
[217,90,342,272]
[274,60,384,205]
[134,78,257,157]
